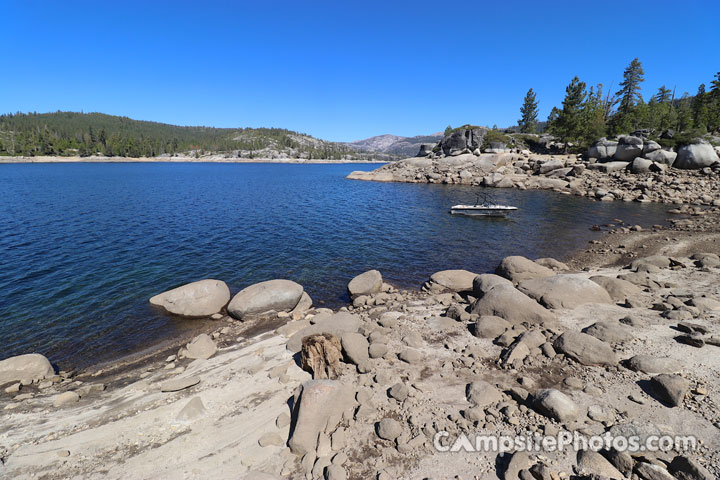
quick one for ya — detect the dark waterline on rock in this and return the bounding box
[0,162,670,369]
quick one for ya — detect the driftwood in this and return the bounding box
[301,333,342,379]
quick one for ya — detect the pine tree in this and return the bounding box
[554,76,587,146]
[616,58,645,114]
[654,85,672,103]
[692,84,708,131]
[518,88,539,133]
[675,94,693,132]
[708,72,720,131]
[580,84,606,144]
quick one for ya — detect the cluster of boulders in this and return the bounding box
[347,130,720,206]
[218,252,717,479]
[3,244,719,479]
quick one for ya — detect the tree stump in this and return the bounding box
[301,333,342,379]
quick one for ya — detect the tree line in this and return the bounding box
[517,59,720,149]
[0,111,358,159]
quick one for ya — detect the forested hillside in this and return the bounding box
[0,112,366,159]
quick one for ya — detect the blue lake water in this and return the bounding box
[0,162,670,369]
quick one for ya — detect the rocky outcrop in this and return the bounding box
[674,141,720,169]
[149,279,230,317]
[614,135,644,161]
[587,138,618,160]
[439,127,487,156]
[0,353,54,386]
[228,279,304,320]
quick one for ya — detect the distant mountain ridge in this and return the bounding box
[348,132,444,157]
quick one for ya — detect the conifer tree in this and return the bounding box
[518,88,539,133]
[692,84,708,131]
[553,76,587,146]
[616,58,645,114]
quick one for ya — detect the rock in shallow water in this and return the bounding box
[0,353,54,386]
[149,279,230,317]
[228,279,304,320]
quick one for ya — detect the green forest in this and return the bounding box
[0,112,359,159]
[517,60,720,150]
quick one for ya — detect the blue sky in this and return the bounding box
[1,1,718,142]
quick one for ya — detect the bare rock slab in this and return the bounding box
[426,269,477,292]
[53,391,80,407]
[149,279,230,317]
[495,255,554,282]
[161,376,201,392]
[470,284,555,325]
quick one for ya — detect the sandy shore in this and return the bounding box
[0,155,386,164]
[1,208,719,479]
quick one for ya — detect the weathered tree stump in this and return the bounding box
[301,333,342,379]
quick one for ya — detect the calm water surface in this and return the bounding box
[0,163,670,368]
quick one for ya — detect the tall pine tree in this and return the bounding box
[518,88,539,133]
[551,76,587,147]
[611,58,645,134]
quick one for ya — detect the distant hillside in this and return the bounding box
[349,132,444,157]
[0,112,386,160]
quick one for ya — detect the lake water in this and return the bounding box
[0,163,670,369]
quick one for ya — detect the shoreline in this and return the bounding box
[1,198,719,478]
[0,155,387,164]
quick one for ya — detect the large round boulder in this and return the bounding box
[553,331,617,366]
[0,353,54,386]
[495,256,554,283]
[470,284,555,325]
[645,148,677,166]
[589,275,643,303]
[472,274,514,298]
[228,279,304,320]
[347,270,383,300]
[149,279,231,317]
[517,274,613,309]
[614,135,644,161]
[426,269,477,292]
[674,141,720,169]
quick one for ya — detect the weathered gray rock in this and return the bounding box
[325,464,347,480]
[554,331,617,366]
[289,380,354,455]
[388,382,408,402]
[287,312,362,353]
[0,353,54,386]
[645,148,677,165]
[532,388,579,422]
[472,316,511,338]
[439,127,487,155]
[427,269,477,292]
[669,455,713,480]
[631,255,671,270]
[185,334,217,360]
[675,141,720,169]
[629,157,653,173]
[376,417,402,441]
[635,462,675,480]
[577,450,624,479]
[340,333,369,368]
[495,256,554,282]
[583,321,633,344]
[625,355,682,374]
[650,374,689,407]
[161,376,201,392]
[614,135,644,161]
[466,380,503,407]
[589,275,643,303]
[643,140,661,155]
[501,341,530,365]
[228,279,304,320]
[534,258,569,271]
[347,270,383,299]
[518,274,613,309]
[149,279,231,317]
[472,274,514,298]
[53,391,80,407]
[587,138,618,160]
[502,451,533,480]
[176,396,206,421]
[291,292,313,315]
[470,284,555,325]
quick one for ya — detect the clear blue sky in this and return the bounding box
[1,1,718,142]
